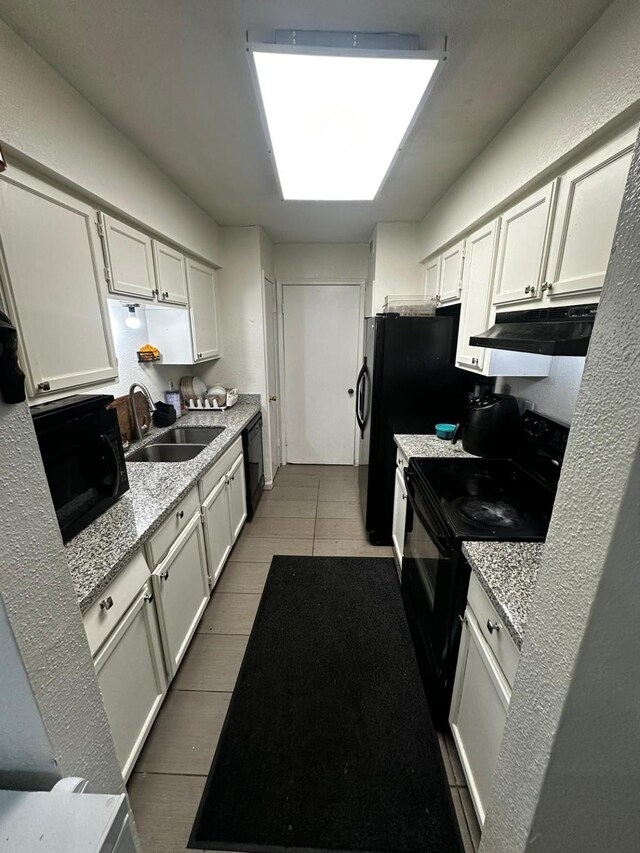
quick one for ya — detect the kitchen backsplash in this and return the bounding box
[496,356,586,424]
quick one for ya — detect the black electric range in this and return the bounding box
[401,410,568,727]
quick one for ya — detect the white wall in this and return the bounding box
[0,19,220,264]
[496,357,585,423]
[481,131,640,853]
[370,223,422,314]
[418,0,640,260]
[274,244,369,283]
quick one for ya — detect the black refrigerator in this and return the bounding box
[357,312,472,545]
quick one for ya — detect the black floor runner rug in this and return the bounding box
[189,556,463,853]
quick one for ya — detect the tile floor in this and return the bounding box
[127,464,479,852]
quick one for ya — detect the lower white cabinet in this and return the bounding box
[93,581,166,780]
[391,464,408,567]
[201,451,247,589]
[152,512,210,680]
[227,453,248,540]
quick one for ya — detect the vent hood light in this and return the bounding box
[247,41,444,200]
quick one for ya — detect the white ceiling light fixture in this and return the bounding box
[247,33,446,202]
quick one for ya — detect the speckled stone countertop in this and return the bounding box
[462,541,544,649]
[394,434,476,459]
[66,395,261,614]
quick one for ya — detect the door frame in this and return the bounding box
[276,279,365,466]
[261,271,281,485]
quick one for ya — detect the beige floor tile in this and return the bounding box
[312,539,393,558]
[135,690,229,776]
[254,498,317,519]
[318,480,361,502]
[272,471,321,487]
[268,484,319,502]
[278,464,344,475]
[318,466,359,479]
[459,786,482,851]
[450,787,477,853]
[316,501,362,520]
[230,536,313,562]
[198,592,261,635]
[314,517,367,540]
[172,633,248,692]
[127,772,206,853]
[215,561,271,594]
[243,516,316,539]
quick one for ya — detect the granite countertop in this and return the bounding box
[66,395,261,614]
[462,541,544,649]
[394,434,476,459]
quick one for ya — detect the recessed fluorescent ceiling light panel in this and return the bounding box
[249,43,442,200]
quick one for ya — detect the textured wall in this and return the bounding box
[371,223,423,315]
[496,356,586,423]
[0,19,220,264]
[274,244,369,283]
[418,0,640,260]
[481,130,640,851]
[0,399,127,799]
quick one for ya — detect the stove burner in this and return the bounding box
[454,497,524,528]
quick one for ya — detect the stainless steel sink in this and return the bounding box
[148,426,225,446]
[127,443,206,463]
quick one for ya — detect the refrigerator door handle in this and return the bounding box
[355,359,367,435]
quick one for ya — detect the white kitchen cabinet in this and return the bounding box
[424,255,441,298]
[201,474,232,589]
[492,180,557,306]
[93,581,166,780]
[438,240,465,304]
[455,219,551,378]
[152,239,188,305]
[227,452,248,541]
[152,511,210,680]
[186,257,221,360]
[97,212,156,302]
[391,464,408,568]
[543,126,636,303]
[0,167,118,396]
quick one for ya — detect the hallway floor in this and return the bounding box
[127,464,479,852]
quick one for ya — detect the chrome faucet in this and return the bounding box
[129,383,156,441]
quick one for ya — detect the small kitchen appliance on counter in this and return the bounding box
[452,390,521,457]
[401,408,569,727]
[31,394,129,542]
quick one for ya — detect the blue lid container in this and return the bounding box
[435,423,456,440]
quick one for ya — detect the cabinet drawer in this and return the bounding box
[83,550,150,656]
[467,573,520,687]
[199,437,243,501]
[396,447,409,470]
[146,486,200,567]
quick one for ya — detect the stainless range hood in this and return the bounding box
[470,303,597,356]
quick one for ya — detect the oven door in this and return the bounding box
[402,468,468,725]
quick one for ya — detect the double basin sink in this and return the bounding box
[127,426,225,463]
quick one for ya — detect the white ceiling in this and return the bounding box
[0,0,613,243]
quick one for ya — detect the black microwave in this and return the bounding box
[31,394,129,543]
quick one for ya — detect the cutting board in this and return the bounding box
[109,391,151,444]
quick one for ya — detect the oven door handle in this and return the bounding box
[101,433,121,499]
[404,469,452,552]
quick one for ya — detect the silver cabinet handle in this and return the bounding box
[144,592,154,604]
[176,510,184,520]
[100,596,114,611]
[37,381,51,391]
[160,570,170,582]
[487,619,500,634]
[269,395,277,402]
[459,614,468,625]
[402,493,406,501]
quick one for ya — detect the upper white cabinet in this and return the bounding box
[456,221,500,373]
[186,257,221,361]
[492,180,557,307]
[152,240,188,306]
[0,168,118,396]
[438,240,465,304]
[424,255,441,298]
[543,127,636,302]
[98,212,156,302]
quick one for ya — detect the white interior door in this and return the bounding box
[282,284,361,465]
[264,276,281,481]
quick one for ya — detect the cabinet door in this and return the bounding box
[152,513,210,679]
[186,258,220,360]
[94,582,166,780]
[391,465,407,567]
[227,453,248,542]
[545,127,636,301]
[456,220,500,373]
[0,169,118,396]
[449,610,511,826]
[438,240,465,304]
[492,180,557,306]
[202,474,232,589]
[424,256,441,298]
[152,240,188,305]
[99,213,156,301]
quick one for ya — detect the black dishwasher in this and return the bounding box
[242,412,265,519]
